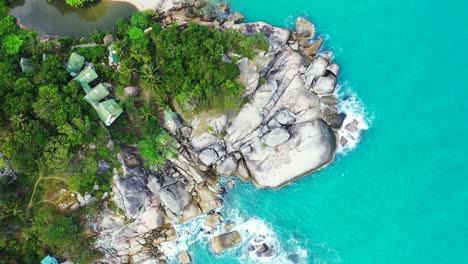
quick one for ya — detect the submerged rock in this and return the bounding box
[295,17,315,40]
[178,251,192,264]
[209,231,242,254]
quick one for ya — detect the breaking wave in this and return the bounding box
[158,181,310,263]
[334,83,373,154]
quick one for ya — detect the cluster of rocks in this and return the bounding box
[180,17,344,189]
[89,3,363,263]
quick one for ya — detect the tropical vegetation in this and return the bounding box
[0,1,268,262]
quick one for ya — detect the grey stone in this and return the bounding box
[244,120,336,188]
[312,74,337,95]
[320,95,339,106]
[205,212,222,227]
[262,127,290,147]
[275,110,296,125]
[158,181,192,215]
[327,63,340,76]
[209,231,242,255]
[178,251,192,264]
[322,106,339,117]
[180,126,193,139]
[103,34,114,45]
[295,17,315,40]
[236,58,259,96]
[199,148,219,166]
[216,156,238,176]
[325,113,346,128]
[304,36,323,57]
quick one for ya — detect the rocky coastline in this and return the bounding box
[87,1,364,263]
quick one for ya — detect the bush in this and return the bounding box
[71,46,107,63]
[2,34,23,55]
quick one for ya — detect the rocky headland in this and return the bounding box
[88,1,364,263]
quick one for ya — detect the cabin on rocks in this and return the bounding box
[66,52,123,126]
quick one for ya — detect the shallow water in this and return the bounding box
[10,0,136,37]
[166,0,468,263]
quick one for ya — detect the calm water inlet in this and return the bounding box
[10,0,137,37]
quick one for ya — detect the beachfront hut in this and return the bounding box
[163,109,182,133]
[41,255,58,264]
[66,52,85,76]
[19,58,33,73]
[108,44,119,66]
[74,67,98,93]
[84,83,110,108]
[96,99,123,126]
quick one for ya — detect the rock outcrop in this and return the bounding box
[209,231,242,254]
[90,7,360,263]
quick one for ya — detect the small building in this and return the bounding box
[163,109,182,133]
[41,255,58,264]
[96,99,123,126]
[19,58,33,73]
[74,67,98,92]
[66,52,85,76]
[84,83,110,108]
[108,44,119,66]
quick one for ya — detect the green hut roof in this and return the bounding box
[66,52,85,76]
[81,83,92,94]
[74,67,98,85]
[20,58,33,73]
[164,110,178,123]
[84,83,109,102]
[97,99,123,126]
[41,255,58,264]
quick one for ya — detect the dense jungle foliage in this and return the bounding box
[0,1,268,262]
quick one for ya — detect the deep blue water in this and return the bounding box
[171,0,468,263]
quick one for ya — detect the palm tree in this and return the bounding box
[139,103,156,122]
[10,114,27,130]
[129,45,151,65]
[119,61,138,81]
[140,63,161,95]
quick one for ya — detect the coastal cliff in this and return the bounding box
[90,2,363,263]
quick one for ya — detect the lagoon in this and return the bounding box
[10,0,137,37]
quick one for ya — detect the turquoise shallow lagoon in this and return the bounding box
[170,0,468,263]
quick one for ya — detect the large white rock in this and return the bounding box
[275,110,296,125]
[216,156,238,176]
[244,120,336,188]
[199,148,219,166]
[236,58,259,96]
[191,132,220,151]
[158,181,192,215]
[262,127,290,147]
[304,56,328,88]
[226,103,263,146]
[313,74,337,95]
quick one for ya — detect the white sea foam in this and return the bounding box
[158,195,309,263]
[334,84,373,154]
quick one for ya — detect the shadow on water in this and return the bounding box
[9,0,137,37]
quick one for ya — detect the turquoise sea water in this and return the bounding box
[168,0,468,263]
